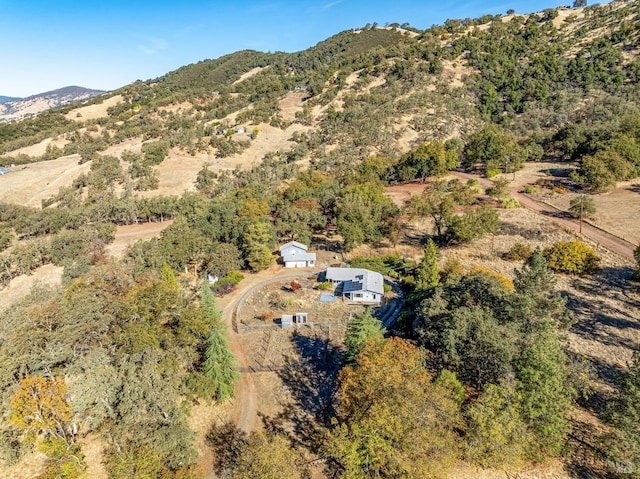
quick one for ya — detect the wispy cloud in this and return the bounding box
[137,36,168,55]
[323,0,344,9]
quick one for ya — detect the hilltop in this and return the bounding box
[0,86,105,123]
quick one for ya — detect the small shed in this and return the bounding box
[281,312,309,329]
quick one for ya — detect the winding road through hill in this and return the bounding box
[454,171,638,261]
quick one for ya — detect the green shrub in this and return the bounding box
[505,242,532,261]
[316,281,333,290]
[486,169,501,178]
[214,271,244,294]
[500,197,520,208]
[523,185,536,194]
[543,241,600,274]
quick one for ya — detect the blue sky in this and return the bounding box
[2,0,571,97]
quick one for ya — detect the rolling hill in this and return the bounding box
[0,3,639,479]
[0,86,105,123]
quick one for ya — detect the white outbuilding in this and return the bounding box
[279,241,316,268]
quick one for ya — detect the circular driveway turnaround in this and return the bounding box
[217,267,405,434]
[218,268,317,433]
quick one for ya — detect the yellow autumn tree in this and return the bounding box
[326,337,461,478]
[10,375,86,478]
[10,375,73,445]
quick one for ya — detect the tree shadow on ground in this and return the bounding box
[496,220,549,241]
[268,332,344,448]
[400,221,427,246]
[626,183,640,194]
[205,421,248,476]
[562,266,640,355]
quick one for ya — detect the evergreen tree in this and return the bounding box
[415,238,441,292]
[203,328,239,402]
[344,310,386,363]
[511,248,572,333]
[603,352,640,475]
[201,281,222,325]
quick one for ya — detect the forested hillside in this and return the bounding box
[0,2,639,478]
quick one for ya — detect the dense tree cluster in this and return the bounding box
[0,264,236,478]
[410,249,580,464]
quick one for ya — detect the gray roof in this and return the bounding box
[0,167,11,175]
[282,252,316,263]
[279,241,308,253]
[325,267,384,295]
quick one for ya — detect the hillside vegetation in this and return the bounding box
[0,2,639,478]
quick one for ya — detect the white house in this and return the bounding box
[279,241,316,268]
[324,267,384,304]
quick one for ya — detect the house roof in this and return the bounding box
[279,241,308,253]
[325,267,384,295]
[282,252,316,263]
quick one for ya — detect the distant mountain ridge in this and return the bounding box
[0,96,19,104]
[0,86,105,122]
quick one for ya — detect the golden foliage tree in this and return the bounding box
[326,337,461,478]
[10,375,86,478]
[9,375,74,446]
[231,432,302,479]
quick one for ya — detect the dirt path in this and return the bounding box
[454,171,638,261]
[217,267,314,433]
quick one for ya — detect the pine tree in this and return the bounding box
[203,328,239,402]
[201,281,222,325]
[200,281,238,402]
[603,352,640,474]
[511,248,572,332]
[344,310,385,363]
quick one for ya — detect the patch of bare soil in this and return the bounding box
[105,220,174,258]
[233,67,267,85]
[138,152,208,199]
[278,92,306,122]
[0,264,63,310]
[190,399,235,479]
[0,451,47,479]
[0,156,87,206]
[215,123,311,171]
[76,434,108,479]
[64,95,123,122]
[9,135,70,158]
[238,276,370,330]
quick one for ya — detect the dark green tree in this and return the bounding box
[344,310,386,363]
[203,327,238,403]
[463,125,521,176]
[415,238,441,292]
[568,194,596,233]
